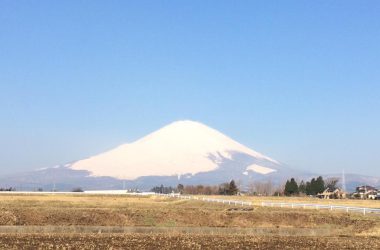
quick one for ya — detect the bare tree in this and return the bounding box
[247,180,274,196]
[325,178,339,190]
[247,181,256,195]
[273,182,286,196]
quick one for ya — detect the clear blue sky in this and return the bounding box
[1,1,379,176]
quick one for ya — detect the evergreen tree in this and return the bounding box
[315,176,325,194]
[299,180,306,194]
[291,178,299,194]
[284,178,299,196]
[305,181,311,195]
[304,176,325,195]
[284,180,291,196]
[228,180,238,195]
[306,178,316,195]
[150,185,176,194]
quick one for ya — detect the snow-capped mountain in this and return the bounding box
[70,120,279,180]
[2,120,377,191]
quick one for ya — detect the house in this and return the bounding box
[368,192,377,200]
[352,185,379,199]
[369,191,380,200]
[317,188,346,199]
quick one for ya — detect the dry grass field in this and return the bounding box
[0,193,379,249]
[203,194,380,208]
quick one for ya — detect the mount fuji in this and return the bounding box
[2,120,377,191]
[71,120,280,180]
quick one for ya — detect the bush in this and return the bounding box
[71,187,84,192]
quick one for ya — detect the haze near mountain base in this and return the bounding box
[2,120,378,191]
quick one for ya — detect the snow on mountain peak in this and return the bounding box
[70,120,278,180]
[246,164,277,175]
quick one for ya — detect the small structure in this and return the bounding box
[368,192,377,200]
[317,188,346,199]
[352,185,379,199]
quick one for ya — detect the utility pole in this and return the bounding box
[342,169,346,192]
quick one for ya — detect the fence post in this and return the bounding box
[363,208,366,215]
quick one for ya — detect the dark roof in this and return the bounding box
[356,186,378,192]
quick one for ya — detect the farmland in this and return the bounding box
[0,193,379,249]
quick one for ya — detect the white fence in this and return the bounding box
[4,191,379,216]
[261,201,380,215]
[155,193,253,206]
[156,193,380,216]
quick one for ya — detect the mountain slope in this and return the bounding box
[2,120,377,191]
[70,120,278,179]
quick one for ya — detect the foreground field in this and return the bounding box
[0,194,379,249]
[1,234,380,249]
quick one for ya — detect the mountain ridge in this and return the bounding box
[0,120,378,191]
[70,120,278,179]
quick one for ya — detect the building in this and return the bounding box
[317,188,346,199]
[352,185,379,199]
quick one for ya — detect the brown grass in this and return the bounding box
[200,195,380,208]
[0,194,379,248]
[0,194,378,231]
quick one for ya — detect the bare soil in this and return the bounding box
[0,234,379,250]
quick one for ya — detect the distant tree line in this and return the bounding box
[151,180,239,195]
[284,176,339,196]
[0,187,16,191]
[151,185,177,194]
[247,180,277,196]
[151,177,341,197]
